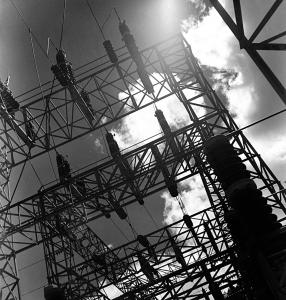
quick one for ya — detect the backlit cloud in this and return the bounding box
[110,73,202,151]
[163,175,209,226]
[183,1,286,184]
[110,1,286,228]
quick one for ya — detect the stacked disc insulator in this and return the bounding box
[204,135,281,242]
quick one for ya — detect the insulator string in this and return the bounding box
[126,215,137,239]
[176,195,187,215]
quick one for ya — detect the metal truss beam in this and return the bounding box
[48,209,241,299]
[0,20,285,299]
[0,118,285,255]
[0,34,213,299]
[0,104,21,299]
[41,203,150,298]
[210,0,286,104]
[3,34,202,167]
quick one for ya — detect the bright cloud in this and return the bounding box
[182,2,257,124]
[182,2,286,185]
[182,8,234,69]
[111,73,203,151]
[109,71,208,225]
[163,175,209,226]
[109,1,286,229]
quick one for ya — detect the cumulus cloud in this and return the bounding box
[108,70,209,224]
[182,2,255,119]
[183,1,285,122]
[163,175,209,226]
[183,1,286,183]
[108,1,286,228]
[190,3,211,24]
[110,73,203,151]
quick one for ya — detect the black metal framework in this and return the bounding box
[210,0,286,104]
[0,2,285,297]
[47,207,239,300]
[1,35,206,168]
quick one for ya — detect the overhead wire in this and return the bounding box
[28,29,47,107]
[46,37,59,56]
[18,257,45,272]
[10,132,44,187]
[0,4,281,300]
[232,108,286,134]
[126,215,137,240]
[102,12,112,31]
[8,0,60,185]
[29,24,59,182]
[110,218,130,242]
[11,106,286,295]
[9,0,51,62]
[143,204,159,228]
[59,0,67,49]
[85,0,106,40]
[28,158,44,186]
[114,8,121,22]
[43,76,59,180]
[5,3,286,298]
[21,283,47,297]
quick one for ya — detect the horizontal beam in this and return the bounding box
[42,205,149,296]
[253,43,286,51]
[0,116,285,255]
[209,0,286,105]
[2,34,199,167]
[51,212,239,299]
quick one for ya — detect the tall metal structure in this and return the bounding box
[0,1,286,300]
[209,0,286,104]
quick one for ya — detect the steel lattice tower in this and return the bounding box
[0,1,286,299]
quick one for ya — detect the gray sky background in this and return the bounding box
[0,0,285,299]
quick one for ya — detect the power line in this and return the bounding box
[18,258,45,272]
[59,0,67,49]
[9,0,51,62]
[21,283,47,297]
[235,108,286,133]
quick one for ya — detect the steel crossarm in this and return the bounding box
[5,34,204,167]
[47,209,241,299]
[41,204,150,298]
[43,257,111,300]
[0,5,285,298]
[1,115,286,254]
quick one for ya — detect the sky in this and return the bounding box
[0,0,285,299]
